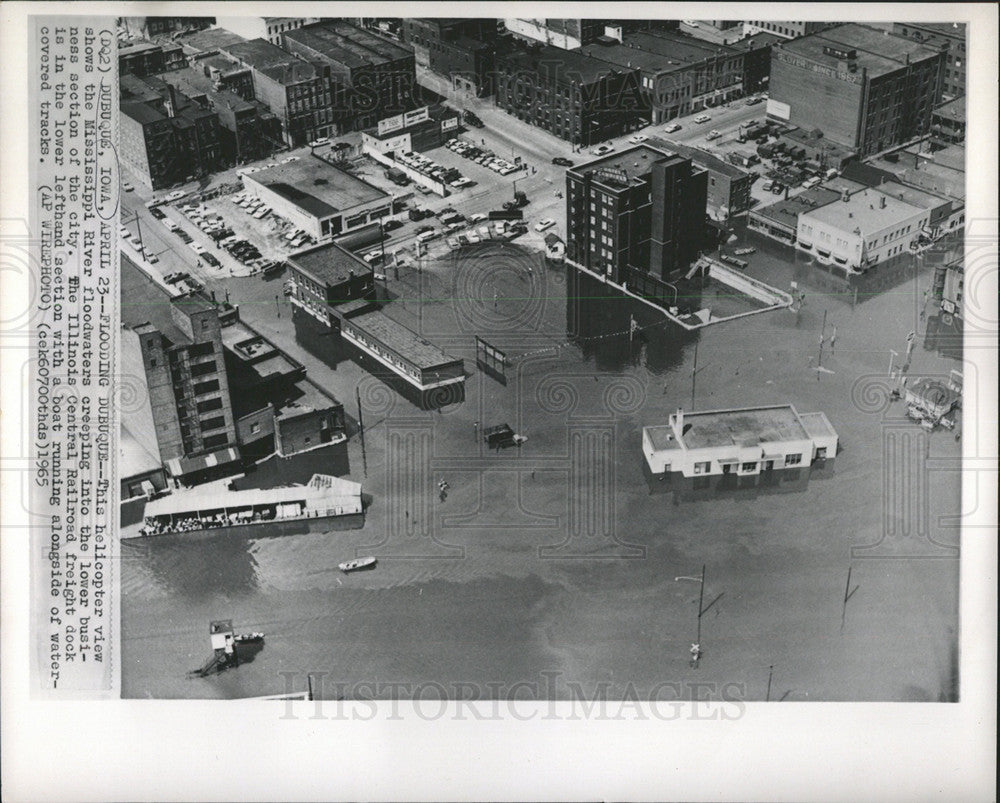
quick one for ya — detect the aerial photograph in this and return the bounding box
[116,15,965,702]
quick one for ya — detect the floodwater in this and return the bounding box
[122,239,960,702]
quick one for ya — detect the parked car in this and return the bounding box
[551,157,574,167]
[589,143,615,156]
[363,250,384,265]
[694,114,711,124]
[203,253,221,268]
[415,225,434,235]
[628,134,649,144]
[416,229,438,243]
[308,137,331,148]
[771,182,785,195]
[463,111,484,128]
[663,122,682,133]
[189,242,206,255]
[149,207,167,220]
[802,176,821,189]
[383,219,403,232]
[446,237,460,250]
[706,130,722,141]
[163,272,185,284]
[745,96,765,106]
[534,219,556,232]
[165,190,186,201]
[469,213,487,223]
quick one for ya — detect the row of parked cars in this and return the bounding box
[445,139,521,176]
[231,192,273,223]
[395,150,474,191]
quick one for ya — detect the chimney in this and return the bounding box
[879,195,886,209]
[841,189,850,202]
[674,407,684,435]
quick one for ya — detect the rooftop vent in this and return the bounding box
[314,178,328,185]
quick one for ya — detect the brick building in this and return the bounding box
[503,18,607,50]
[220,39,335,146]
[286,241,377,327]
[742,21,831,40]
[930,97,966,147]
[119,41,185,77]
[729,32,783,93]
[282,20,418,133]
[566,144,707,284]
[402,18,496,96]
[580,30,746,124]
[768,24,944,157]
[494,42,644,147]
[892,22,966,101]
[653,138,753,219]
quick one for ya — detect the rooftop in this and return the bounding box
[121,99,166,126]
[244,157,388,218]
[752,187,842,230]
[648,405,812,453]
[221,39,318,84]
[568,143,684,187]
[220,322,300,379]
[651,137,749,179]
[498,43,633,84]
[801,186,922,233]
[878,180,951,212]
[348,310,460,370]
[730,32,785,52]
[618,30,735,67]
[288,241,371,287]
[894,21,966,42]
[177,27,248,55]
[161,68,256,113]
[119,40,162,56]
[778,23,942,78]
[286,20,412,71]
[277,380,340,419]
[932,96,966,125]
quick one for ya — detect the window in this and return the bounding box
[194,379,220,396]
[785,453,802,466]
[693,461,711,474]
[149,358,157,367]
[200,415,226,432]
[190,360,217,377]
[741,462,757,472]
[197,397,224,414]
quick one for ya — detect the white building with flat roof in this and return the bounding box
[796,186,928,271]
[643,405,838,479]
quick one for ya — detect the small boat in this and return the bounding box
[339,556,377,573]
[733,247,756,256]
[719,254,749,269]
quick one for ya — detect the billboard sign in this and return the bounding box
[377,114,404,136]
[441,117,459,132]
[766,99,791,121]
[403,106,430,127]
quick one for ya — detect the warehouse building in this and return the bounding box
[652,138,754,219]
[402,18,497,97]
[892,22,966,101]
[495,42,644,147]
[242,157,392,242]
[286,241,377,327]
[768,24,944,157]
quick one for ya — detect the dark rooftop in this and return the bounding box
[121,100,166,126]
[778,23,943,78]
[177,27,247,55]
[751,187,841,229]
[221,39,318,84]
[348,310,460,370]
[498,43,635,84]
[651,137,749,179]
[286,19,412,71]
[161,68,255,113]
[288,241,371,287]
[933,96,966,125]
[244,157,388,217]
[568,143,675,184]
[729,32,785,52]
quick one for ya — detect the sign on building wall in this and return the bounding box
[403,106,430,127]
[378,114,405,136]
[767,98,791,121]
[441,117,459,132]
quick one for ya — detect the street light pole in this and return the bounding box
[696,564,706,644]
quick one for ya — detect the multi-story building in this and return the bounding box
[120,74,225,185]
[161,68,283,163]
[729,32,784,93]
[176,27,248,61]
[566,144,707,285]
[281,20,418,133]
[742,20,831,40]
[123,296,242,487]
[503,18,607,50]
[892,22,966,101]
[120,16,214,39]
[220,38,335,146]
[652,138,753,219]
[768,24,945,157]
[580,30,745,124]
[494,42,644,147]
[402,18,496,96]
[216,16,320,46]
[795,186,930,271]
[286,241,377,328]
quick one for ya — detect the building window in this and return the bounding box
[693,461,711,474]
[741,462,757,472]
[149,358,157,367]
[785,453,802,466]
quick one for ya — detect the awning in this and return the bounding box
[166,446,241,478]
[717,457,740,465]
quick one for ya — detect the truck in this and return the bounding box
[385,167,410,186]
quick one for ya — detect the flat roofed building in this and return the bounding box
[769,23,944,157]
[643,405,838,478]
[286,241,376,326]
[796,186,928,271]
[503,18,607,50]
[930,96,965,147]
[742,21,831,40]
[580,30,745,122]
[652,137,754,218]
[892,22,966,101]
[338,310,465,391]
[216,17,320,46]
[242,157,391,241]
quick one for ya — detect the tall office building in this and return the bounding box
[565,144,707,284]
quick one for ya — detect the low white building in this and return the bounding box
[643,405,838,479]
[796,187,928,272]
[242,158,392,242]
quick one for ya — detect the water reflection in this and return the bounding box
[642,457,836,503]
[566,267,697,376]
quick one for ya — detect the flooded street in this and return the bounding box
[122,239,960,701]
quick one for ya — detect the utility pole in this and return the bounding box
[690,342,707,410]
[817,309,828,369]
[355,385,364,435]
[766,665,774,702]
[696,564,706,644]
